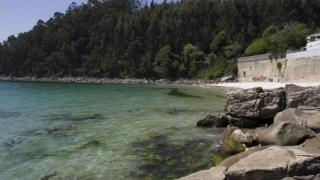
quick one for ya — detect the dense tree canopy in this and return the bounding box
[1,0,320,79]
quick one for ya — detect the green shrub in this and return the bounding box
[244,38,268,56]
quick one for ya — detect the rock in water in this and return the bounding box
[226,87,285,127]
[274,108,320,130]
[259,122,314,146]
[286,84,320,108]
[197,114,229,128]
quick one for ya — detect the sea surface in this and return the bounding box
[0,81,226,180]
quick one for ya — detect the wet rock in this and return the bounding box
[221,136,245,155]
[197,114,229,128]
[230,129,255,146]
[226,87,285,127]
[274,108,320,130]
[286,84,320,108]
[227,115,259,128]
[259,122,314,146]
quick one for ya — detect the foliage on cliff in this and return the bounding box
[0,0,320,79]
[245,23,312,56]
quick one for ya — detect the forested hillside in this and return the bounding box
[1,0,320,79]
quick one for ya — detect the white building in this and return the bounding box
[306,33,320,51]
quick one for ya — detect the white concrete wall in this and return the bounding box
[284,49,320,82]
[238,57,286,82]
[238,49,320,82]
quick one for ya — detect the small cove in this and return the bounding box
[0,81,226,180]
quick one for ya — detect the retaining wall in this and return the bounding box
[238,49,320,82]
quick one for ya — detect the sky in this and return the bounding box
[0,0,165,42]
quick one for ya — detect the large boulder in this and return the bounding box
[258,122,314,146]
[229,122,313,146]
[178,166,226,180]
[274,108,320,130]
[286,84,320,108]
[226,87,285,126]
[179,142,320,180]
[197,114,229,128]
[225,146,320,180]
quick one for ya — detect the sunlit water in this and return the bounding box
[0,82,226,180]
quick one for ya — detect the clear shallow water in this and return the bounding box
[0,82,226,180]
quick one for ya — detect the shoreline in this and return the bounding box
[206,81,320,89]
[0,76,219,86]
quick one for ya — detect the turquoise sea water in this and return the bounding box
[0,82,226,180]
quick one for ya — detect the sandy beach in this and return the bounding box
[207,82,320,89]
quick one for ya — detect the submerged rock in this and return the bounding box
[130,131,217,179]
[0,111,21,118]
[41,172,58,180]
[167,89,203,99]
[197,114,229,128]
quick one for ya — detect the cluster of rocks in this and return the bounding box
[185,84,320,180]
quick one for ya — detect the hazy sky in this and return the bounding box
[0,0,165,42]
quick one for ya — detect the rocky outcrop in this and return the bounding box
[258,122,314,146]
[185,85,320,180]
[197,114,229,128]
[225,145,320,180]
[179,138,320,180]
[274,108,320,130]
[286,84,320,109]
[226,87,285,127]
[178,166,226,180]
